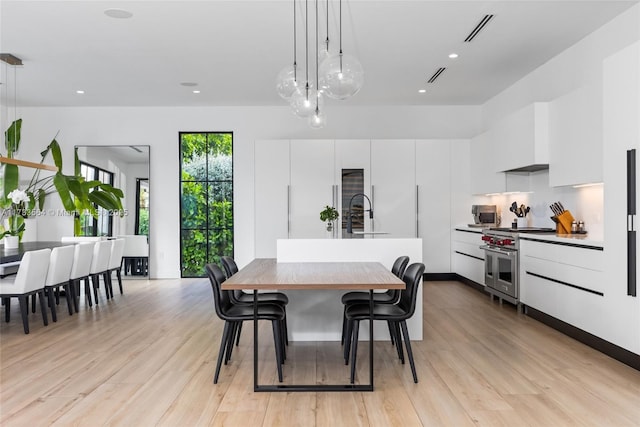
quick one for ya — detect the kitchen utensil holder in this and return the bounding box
[551,210,575,234]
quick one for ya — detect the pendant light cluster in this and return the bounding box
[276,0,364,129]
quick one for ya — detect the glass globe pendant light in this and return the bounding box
[319,0,364,100]
[309,0,326,129]
[276,0,298,100]
[290,0,319,118]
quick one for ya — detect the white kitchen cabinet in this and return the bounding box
[254,140,290,257]
[549,83,603,186]
[451,228,484,285]
[469,130,506,195]
[519,239,606,339]
[602,41,640,355]
[370,140,416,237]
[494,103,549,172]
[289,139,335,239]
[416,139,452,272]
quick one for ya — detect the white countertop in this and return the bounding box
[453,225,604,247]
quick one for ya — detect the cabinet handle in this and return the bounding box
[287,185,291,238]
[416,185,419,238]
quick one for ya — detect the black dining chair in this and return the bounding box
[340,255,410,345]
[205,264,286,384]
[344,262,425,384]
[220,256,289,346]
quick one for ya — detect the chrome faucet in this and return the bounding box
[346,193,373,234]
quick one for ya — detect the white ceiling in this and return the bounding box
[1,0,638,108]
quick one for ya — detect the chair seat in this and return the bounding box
[341,291,395,305]
[234,291,289,306]
[345,302,408,321]
[0,277,18,294]
[223,303,285,321]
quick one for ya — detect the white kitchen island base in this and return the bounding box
[277,238,423,341]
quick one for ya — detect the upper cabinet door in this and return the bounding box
[290,140,335,238]
[549,83,603,187]
[255,140,290,258]
[371,140,416,237]
[470,130,506,195]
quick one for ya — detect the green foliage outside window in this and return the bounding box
[180,132,233,277]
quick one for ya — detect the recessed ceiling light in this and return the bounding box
[104,8,133,19]
[192,90,201,94]
[418,89,426,93]
[180,82,198,87]
[448,53,459,59]
[76,90,85,94]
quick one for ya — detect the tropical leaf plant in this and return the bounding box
[1,119,124,235]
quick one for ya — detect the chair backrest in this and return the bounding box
[108,238,126,270]
[391,256,410,279]
[220,256,239,279]
[90,240,113,274]
[13,249,51,293]
[119,235,149,257]
[205,263,233,320]
[45,245,75,287]
[70,242,95,280]
[397,262,425,318]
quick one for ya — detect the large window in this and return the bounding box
[78,162,114,236]
[179,132,233,277]
[135,178,149,236]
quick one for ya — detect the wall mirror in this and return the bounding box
[75,145,150,277]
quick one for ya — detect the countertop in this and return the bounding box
[453,225,604,248]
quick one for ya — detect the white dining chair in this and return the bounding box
[88,240,113,305]
[119,235,149,276]
[0,248,51,334]
[44,245,75,322]
[69,242,95,310]
[106,238,125,298]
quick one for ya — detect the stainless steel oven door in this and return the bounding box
[482,246,519,299]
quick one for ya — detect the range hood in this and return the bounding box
[503,164,549,173]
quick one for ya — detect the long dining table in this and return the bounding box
[221,258,405,392]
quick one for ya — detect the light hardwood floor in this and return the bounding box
[1,277,639,426]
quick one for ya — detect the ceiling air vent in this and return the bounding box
[428,67,446,84]
[464,14,494,42]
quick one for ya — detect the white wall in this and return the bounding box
[16,105,481,278]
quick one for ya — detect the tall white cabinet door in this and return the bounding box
[290,140,335,238]
[416,140,452,272]
[371,140,416,237]
[255,140,290,258]
[334,140,371,231]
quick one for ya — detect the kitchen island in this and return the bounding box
[276,238,422,341]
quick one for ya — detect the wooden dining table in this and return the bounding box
[221,258,405,392]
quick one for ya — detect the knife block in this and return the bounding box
[551,210,575,234]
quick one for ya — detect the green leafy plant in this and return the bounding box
[320,205,339,223]
[1,119,125,235]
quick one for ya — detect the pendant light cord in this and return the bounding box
[315,0,319,110]
[339,0,343,72]
[293,0,297,82]
[325,0,329,52]
[305,0,310,98]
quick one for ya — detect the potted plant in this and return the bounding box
[1,119,125,238]
[319,205,339,232]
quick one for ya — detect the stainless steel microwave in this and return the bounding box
[471,205,498,226]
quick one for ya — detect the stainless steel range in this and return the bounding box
[480,227,555,309]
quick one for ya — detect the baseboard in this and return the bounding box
[525,306,640,371]
[423,273,486,293]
